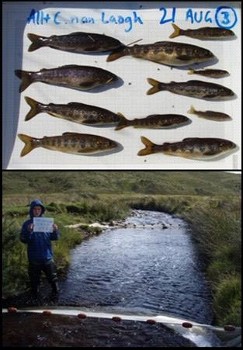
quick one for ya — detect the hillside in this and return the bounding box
[2,171,241,198]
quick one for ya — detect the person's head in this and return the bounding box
[29,199,45,218]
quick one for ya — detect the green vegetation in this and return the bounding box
[2,171,241,327]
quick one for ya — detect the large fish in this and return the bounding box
[24,96,121,126]
[169,24,236,40]
[107,41,215,67]
[147,78,235,100]
[27,32,125,53]
[188,105,232,121]
[115,113,191,130]
[137,136,237,160]
[15,65,121,92]
[18,132,123,157]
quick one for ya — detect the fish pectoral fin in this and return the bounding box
[203,150,217,156]
[177,55,192,61]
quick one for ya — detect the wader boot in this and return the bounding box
[51,280,60,295]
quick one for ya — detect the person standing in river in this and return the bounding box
[20,199,60,300]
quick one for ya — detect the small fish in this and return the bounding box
[187,105,232,121]
[24,96,121,126]
[146,78,235,100]
[115,113,191,130]
[188,68,229,78]
[15,65,121,92]
[169,24,236,40]
[27,32,125,53]
[107,41,215,67]
[18,132,123,157]
[137,136,237,160]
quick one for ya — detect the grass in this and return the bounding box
[2,171,241,327]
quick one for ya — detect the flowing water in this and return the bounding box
[59,210,214,324]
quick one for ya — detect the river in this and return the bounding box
[4,209,226,347]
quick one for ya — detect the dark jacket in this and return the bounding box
[20,199,60,263]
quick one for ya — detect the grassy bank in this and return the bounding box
[2,192,241,327]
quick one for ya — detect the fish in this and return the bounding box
[27,32,125,53]
[187,105,232,121]
[107,41,215,67]
[137,136,237,160]
[15,65,121,92]
[24,96,121,126]
[146,78,235,100]
[169,24,236,40]
[115,113,191,130]
[18,132,123,157]
[188,68,230,78]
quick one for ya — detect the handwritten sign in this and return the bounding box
[26,6,238,32]
[33,217,54,233]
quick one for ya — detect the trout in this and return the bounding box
[188,68,230,78]
[18,132,123,157]
[28,32,125,53]
[187,105,232,121]
[147,78,235,100]
[115,113,191,130]
[15,65,121,92]
[138,136,237,160]
[24,96,121,126]
[169,24,236,40]
[107,41,215,67]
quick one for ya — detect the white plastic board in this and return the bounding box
[3,1,241,169]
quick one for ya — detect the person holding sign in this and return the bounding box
[20,199,60,300]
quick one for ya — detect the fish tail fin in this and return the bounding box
[27,33,47,52]
[24,96,42,121]
[169,23,181,39]
[15,70,33,92]
[137,136,155,156]
[187,105,196,114]
[106,47,128,62]
[146,78,161,95]
[187,69,195,75]
[115,113,130,130]
[18,134,36,156]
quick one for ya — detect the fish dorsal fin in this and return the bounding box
[62,132,82,136]
[182,137,199,142]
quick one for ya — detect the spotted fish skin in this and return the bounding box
[170,24,236,40]
[147,78,235,100]
[188,68,229,78]
[24,96,121,126]
[115,113,191,130]
[138,136,237,160]
[27,32,125,53]
[18,132,123,157]
[15,65,121,92]
[107,41,215,67]
[188,105,232,121]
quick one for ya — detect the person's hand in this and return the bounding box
[28,223,34,232]
[53,224,58,231]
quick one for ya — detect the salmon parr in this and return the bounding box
[27,32,124,53]
[18,132,123,157]
[115,113,191,130]
[147,78,235,100]
[188,105,232,121]
[107,41,215,67]
[188,68,229,78]
[15,65,121,92]
[170,24,236,40]
[138,136,237,160]
[24,96,121,126]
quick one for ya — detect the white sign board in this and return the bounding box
[3,1,241,170]
[33,217,54,233]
